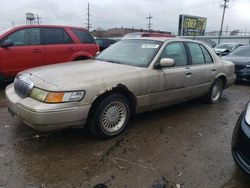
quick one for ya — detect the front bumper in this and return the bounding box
[235,67,250,82]
[5,84,91,131]
[232,111,250,175]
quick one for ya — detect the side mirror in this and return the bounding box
[159,58,175,67]
[1,39,14,48]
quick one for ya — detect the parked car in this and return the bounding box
[123,32,176,39]
[222,45,250,82]
[6,38,236,138]
[198,39,217,48]
[0,25,99,82]
[214,43,245,56]
[95,38,117,51]
[232,102,250,175]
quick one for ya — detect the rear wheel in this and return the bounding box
[74,57,88,61]
[88,94,131,138]
[207,78,224,104]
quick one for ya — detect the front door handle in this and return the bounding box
[211,68,216,72]
[67,47,74,52]
[185,71,193,75]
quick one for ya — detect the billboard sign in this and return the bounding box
[178,15,207,36]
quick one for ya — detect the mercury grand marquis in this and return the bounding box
[5,37,236,138]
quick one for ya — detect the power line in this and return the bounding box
[146,13,153,31]
[218,0,229,44]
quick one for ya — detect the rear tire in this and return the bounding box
[206,78,224,104]
[88,94,131,138]
[74,57,88,61]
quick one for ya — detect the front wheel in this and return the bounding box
[88,94,131,138]
[206,78,224,104]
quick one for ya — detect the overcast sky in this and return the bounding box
[0,0,250,34]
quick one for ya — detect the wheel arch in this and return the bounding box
[88,84,137,118]
[215,74,227,87]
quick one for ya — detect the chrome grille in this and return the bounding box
[14,74,34,98]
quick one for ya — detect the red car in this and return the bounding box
[0,25,99,81]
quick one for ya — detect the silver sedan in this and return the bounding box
[5,37,236,138]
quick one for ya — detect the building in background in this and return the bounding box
[92,27,172,38]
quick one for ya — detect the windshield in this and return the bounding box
[0,28,11,36]
[215,44,234,50]
[229,46,250,57]
[95,39,162,67]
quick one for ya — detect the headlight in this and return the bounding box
[245,103,250,125]
[30,88,85,103]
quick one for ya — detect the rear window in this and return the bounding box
[45,28,73,45]
[72,29,95,44]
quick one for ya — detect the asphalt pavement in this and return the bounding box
[0,83,250,188]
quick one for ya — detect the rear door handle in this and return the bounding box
[211,68,216,72]
[32,49,41,53]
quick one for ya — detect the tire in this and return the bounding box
[206,78,224,104]
[88,94,131,138]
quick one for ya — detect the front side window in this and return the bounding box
[45,28,73,45]
[96,39,162,67]
[161,42,188,66]
[187,43,205,64]
[2,28,41,46]
[71,29,95,44]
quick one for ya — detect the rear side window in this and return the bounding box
[72,29,95,44]
[187,43,205,64]
[161,42,188,66]
[200,45,213,63]
[2,28,41,46]
[45,28,73,45]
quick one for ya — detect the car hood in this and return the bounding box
[222,56,250,65]
[214,48,228,53]
[22,60,144,91]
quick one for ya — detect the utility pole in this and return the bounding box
[86,3,91,31]
[36,14,41,25]
[146,13,153,31]
[225,25,228,36]
[218,0,229,44]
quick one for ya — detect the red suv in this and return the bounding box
[0,25,99,81]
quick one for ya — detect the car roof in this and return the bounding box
[11,25,88,31]
[123,37,206,44]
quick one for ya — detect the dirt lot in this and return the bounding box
[0,83,250,188]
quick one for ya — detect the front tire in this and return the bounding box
[88,94,131,138]
[207,78,224,104]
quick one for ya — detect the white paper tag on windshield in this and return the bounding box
[141,44,159,49]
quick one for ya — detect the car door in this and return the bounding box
[148,42,192,106]
[44,27,75,65]
[0,27,44,78]
[185,42,217,97]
